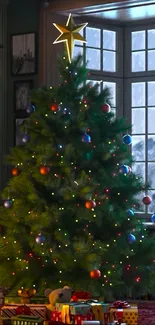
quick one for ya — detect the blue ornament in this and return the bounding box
[122,134,132,145]
[82,133,91,143]
[4,199,13,208]
[22,134,30,144]
[26,104,35,114]
[127,233,136,244]
[126,209,134,217]
[36,234,46,244]
[151,212,155,223]
[119,164,129,174]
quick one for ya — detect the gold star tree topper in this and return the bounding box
[53,14,88,63]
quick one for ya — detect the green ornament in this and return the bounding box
[85,151,93,160]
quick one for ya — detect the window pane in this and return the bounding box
[148,163,155,188]
[73,46,83,57]
[148,29,155,49]
[148,108,155,133]
[86,48,101,70]
[148,82,155,106]
[132,108,145,134]
[132,82,146,107]
[132,51,145,72]
[103,30,116,50]
[86,27,100,48]
[132,135,145,161]
[103,51,116,72]
[148,50,155,70]
[148,136,155,161]
[132,162,145,182]
[132,31,145,50]
[102,82,116,107]
[148,191,155,213]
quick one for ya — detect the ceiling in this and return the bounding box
[59,0,155,23]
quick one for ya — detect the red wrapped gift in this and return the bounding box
[1,305,46,319]
[51,311,62,323]
[74,313,94,325]
[51,311,94,325]
[16,305,31,316]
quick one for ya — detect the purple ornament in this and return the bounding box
[81,133,91,143]
[26,104,35,114]
[36,234,45,244]
[4,199,13,208]
[22,134,30,144]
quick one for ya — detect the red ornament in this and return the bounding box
[142,195,152,205]
[90,269,101,279]
[101,103,111,113]
[40,166,50,175]
[85,200,96,209]
[12,167,20,176]
[50,103,60,112]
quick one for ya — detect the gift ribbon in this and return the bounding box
[61,305,70,324]
[91,305,103,321]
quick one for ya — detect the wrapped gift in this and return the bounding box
[74,314,94,325]
[55,302,92,315]
[110,307,138,325]
[55,302,111,324]
[4,297,21,305]
[11,315,43,325]
[51,310,94,325]
[1,305,46,319]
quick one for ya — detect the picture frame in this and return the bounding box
[15,118,28,146]
[11,32,37,75]
[14,80,34,146]
[14,80,34,115]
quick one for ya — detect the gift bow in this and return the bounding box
[16,305,31,316]
[61,305,70,324]
[111,301,130,308]
[72,291,91,301]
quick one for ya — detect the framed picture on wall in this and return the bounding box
[14,80,33,115]
[14,80,34,145]
[11,32,37,75]
[15,118,28,146]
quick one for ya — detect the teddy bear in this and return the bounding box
[44,286,73,320]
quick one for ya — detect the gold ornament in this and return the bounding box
[53,13,87,63]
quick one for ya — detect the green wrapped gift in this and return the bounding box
[4,296,21,304]
[30,297,48,304]
[11,315,43,325]
[55,302,92,315]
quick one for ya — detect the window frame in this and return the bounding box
[124,33,155,217]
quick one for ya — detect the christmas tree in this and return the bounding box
[0,54,155,298]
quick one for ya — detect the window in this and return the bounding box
[74,25,123,117]
[131,30,155,72]
[74,22,155,217]
[125,26,155,215]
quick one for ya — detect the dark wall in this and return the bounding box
[7,0,40,151]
